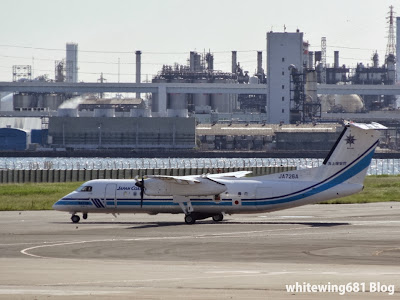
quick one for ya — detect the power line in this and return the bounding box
[0,53,169,66]
[0,43,264,55]
[309,44,385,52]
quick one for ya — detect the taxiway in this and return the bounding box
[0,203,400,299]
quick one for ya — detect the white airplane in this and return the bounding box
[53,122,386,224]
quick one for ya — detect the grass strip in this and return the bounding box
[321,175,400,204]
[0,182,82,211]
[0,175,399,210]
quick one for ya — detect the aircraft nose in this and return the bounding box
[52,200,60,210]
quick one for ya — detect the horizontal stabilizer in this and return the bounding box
[349,122,387,130]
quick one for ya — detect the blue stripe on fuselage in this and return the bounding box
[242,142,376,206]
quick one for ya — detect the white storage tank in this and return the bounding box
[169,79,187,110]
[334,94,364,113]
[193,78,210,107]
[151,78,167,117]
[211,78,231,113]
[43,94,65,110]
[13,94,36,110]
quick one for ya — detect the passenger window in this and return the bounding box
[238,192,241,196]
[244,192,248,196]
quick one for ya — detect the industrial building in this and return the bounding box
[0,117,46,150]
[151,51,240,118]
[1,6,400,152]
[196,123,341,151]
[267,31,304,124]
[48,117,195,149]
[0,128,30,151]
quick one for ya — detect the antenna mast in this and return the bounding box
[386,5,396,60]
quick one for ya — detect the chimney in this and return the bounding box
[257,51,263,74]
[334,51,339,68]
[232,51,237,74]
[135,50,141,99]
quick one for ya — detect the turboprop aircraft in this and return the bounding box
[53,122,386,224]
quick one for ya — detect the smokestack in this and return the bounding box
[135,50,141,99]
[372,52,379,68]
[205,52,214,71]
[66,43,78,83]
[257,51,263,74]
[232,51,237,74]
[334,51,339,68]
[308,51,314,69]
[190,51,195,71]
[396,17,400,83]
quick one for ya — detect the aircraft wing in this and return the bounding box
[144,175,226,196]
[146,175,200,185]
[208,171,252,178]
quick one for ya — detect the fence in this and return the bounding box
[0,166,296,184]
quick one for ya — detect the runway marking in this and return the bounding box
[20,227,309,259]
[38,270,400,287]
[40,273,272,287]
[374,247,400,256]
[206,270,261,274]
[0,288,128,296]
[0,240,82,247]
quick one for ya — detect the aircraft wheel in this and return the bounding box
[71,215,80,223]
[83,213,88,220]
[184,214,196,224]
[212,213,224,222]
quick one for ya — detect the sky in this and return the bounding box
[0,0,396,83]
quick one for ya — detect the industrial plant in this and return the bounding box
[1,6,400,153]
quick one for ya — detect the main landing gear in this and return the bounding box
[184,213,224,224]
[184,214,196,225]
[212,213,224,222]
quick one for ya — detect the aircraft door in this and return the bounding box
[104,184,117,208]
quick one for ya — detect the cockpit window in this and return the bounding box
[77,185,92,192]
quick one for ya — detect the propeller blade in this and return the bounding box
[134,175,145,208]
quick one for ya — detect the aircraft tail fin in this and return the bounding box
[317,122,386,185]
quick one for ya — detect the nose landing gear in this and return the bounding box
[71,215,80,223]
[71,213,88,223]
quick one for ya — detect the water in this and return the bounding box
[0,157,399,175]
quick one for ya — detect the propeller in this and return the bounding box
[135,175,145,208]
